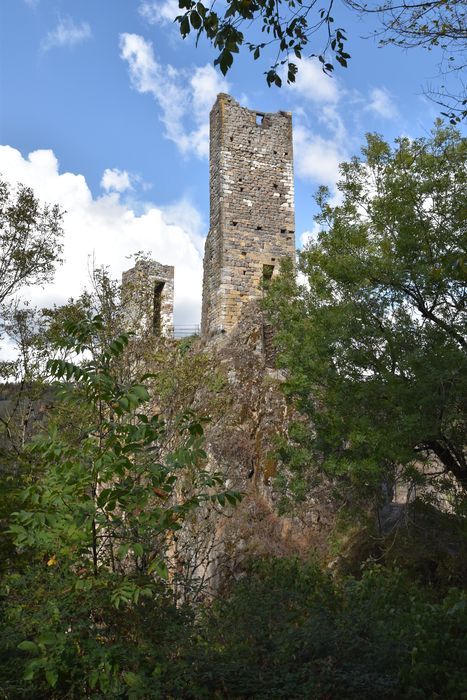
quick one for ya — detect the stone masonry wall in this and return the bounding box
[201,93,295,339]
[122,259,174,337]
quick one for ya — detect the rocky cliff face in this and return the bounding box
[153,302,337,595]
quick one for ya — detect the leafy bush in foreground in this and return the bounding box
[194,559,467,700]
[2,557,466,698]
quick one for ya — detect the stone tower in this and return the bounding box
[121,259,174,337]
[201,93,295,339]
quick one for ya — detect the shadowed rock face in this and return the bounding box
[162,302,336,596]
[201,93,296,340]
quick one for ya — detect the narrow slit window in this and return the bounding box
[256,113,264,125]
[153,281,165,335]
[263,264,274,284]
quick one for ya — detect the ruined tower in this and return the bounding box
[122,259,174,337]
[201,93,295,339]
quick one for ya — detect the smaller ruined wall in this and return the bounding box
[201,94,295,339]
[122,259,174,337]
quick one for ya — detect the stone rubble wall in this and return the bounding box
[122,259,174,337]
[201,94,296,339]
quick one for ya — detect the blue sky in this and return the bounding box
[0,0,462,326]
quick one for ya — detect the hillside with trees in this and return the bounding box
[0,122,466,699]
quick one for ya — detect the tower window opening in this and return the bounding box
[263,264,274,284]
[232,221,238,227]
[256,225,263,230]
[256,113,264,125]
[281,228,286,233]
[153,281,165,335]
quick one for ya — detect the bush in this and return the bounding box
[192,559,467,699]
[2,557,466,698]
[1,564,196,699]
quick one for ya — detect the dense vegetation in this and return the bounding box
[1,122,466,698]
[266,123,466,511]
[2,558,467,698]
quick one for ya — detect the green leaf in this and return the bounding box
[45,669,58,688]
[132,384,150,401]
[89,670,100,689]
[148,557,169,580]
[216,49,233,75]
[190,10,201,29]
[180,15,190,36]
[18,640,39,654]
[123,671,139,687]
[133,542,144,557]
[117,543,130,558]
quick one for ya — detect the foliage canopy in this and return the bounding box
[266,122,466,502]
[0,180,63,309]
[175,0,466,120]
[3,313,240,695]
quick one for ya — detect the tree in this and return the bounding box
[0,180,63,309]
[4,314,241,696]
[265,123,466,504]
[345,0,467,122]
[175,0,466,119]
[175,0,350,86]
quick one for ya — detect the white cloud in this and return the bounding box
[299,223,320,248]
[0,145,204,326]
[318,104,347,144]
[286,58,339,104]
[139,0,179,24]
[101,168,132,193]
[282,57,349,194]
[366,87,399,120]
[41,17,91,52]
[294,124,347,187]
[120,33,229,158]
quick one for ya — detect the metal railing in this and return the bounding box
[173,325,200,339]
